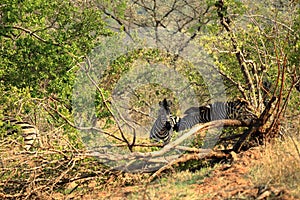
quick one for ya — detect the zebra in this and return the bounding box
[1,117,39,151]
[150,99,176,145]
[173,100,250,132]
[173,105,211,132]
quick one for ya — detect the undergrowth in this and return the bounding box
[250,134,300,197]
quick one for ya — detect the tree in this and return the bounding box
[0,0,112,128]
[0,1,299,198]
[0,0,109,98]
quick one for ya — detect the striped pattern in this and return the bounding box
[210,101,247,120]
[174,100,248,132]
[2,117,39,150]
[150,99,175,145]
[173,106,210,132]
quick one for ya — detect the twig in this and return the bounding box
[6,26,59,45]
[43,102,124,142]
[85,57,134,151]
[289,135,300,160]
[209,64,248,101]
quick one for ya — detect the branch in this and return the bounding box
[6,26,59,46]
[215,1,257,107]
[233,96,277,152]
[85,57,134,151]
[101,9,132,39]
[147,150,227,182]
[244,14,294,32]
[85,119,249,172]
[209,63,248,101]
[43,100,124,142]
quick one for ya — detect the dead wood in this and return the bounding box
[86,119,249,173]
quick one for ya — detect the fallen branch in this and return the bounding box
[85,119,249,172]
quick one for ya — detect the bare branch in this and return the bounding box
[215,0,257,107]
[84,119,249,172]
[244,14,294,32]
[85,57,134,151]
[6,25,59,46]
[43,98,124,142]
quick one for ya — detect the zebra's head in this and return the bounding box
[158,98,173,119]
[159,98,172,111]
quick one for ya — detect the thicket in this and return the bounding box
[0,0,299,198]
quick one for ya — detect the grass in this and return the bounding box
[125,165,218,200]
[250,134,300,197]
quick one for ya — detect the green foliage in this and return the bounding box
[0,86,35,115]
[0,0,111,148]
[199,1,299,107]
[0,0,110,98]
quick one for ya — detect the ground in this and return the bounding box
[74,145,299,200]
[193,148,295,200]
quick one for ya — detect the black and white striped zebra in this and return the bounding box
[1,117,39,151]
[150,99,175,145]
[173,105,211,132]
[174,100,250,132]
[210,100,248,120]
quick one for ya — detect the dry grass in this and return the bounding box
[124,166,217,200]
[2,108,299,199]
[75,167,217,200]
[250,134,300,197]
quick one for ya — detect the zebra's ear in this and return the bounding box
[160,98,172,108]
[175,116,181,124]
[159,99,166,107]
[159,100,163,107]
[167,99,172,106]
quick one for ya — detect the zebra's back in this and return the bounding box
[1,117,39,151]
[175,100,251,132]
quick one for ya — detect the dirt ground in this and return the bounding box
[193,147,297,200]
